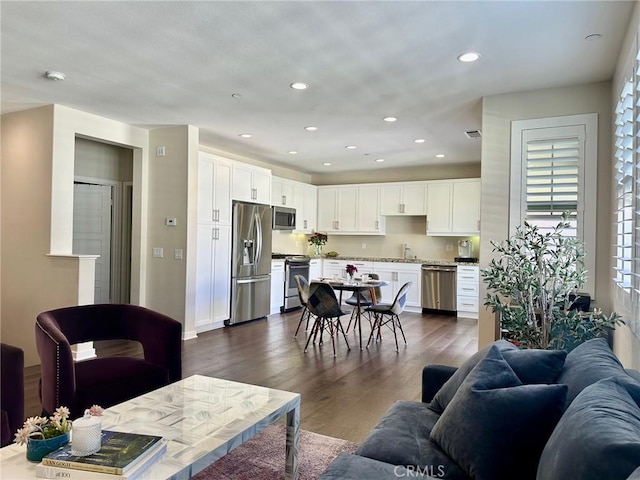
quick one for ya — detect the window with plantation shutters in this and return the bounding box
[510,114,597,297]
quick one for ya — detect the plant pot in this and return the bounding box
[26,432,70,462]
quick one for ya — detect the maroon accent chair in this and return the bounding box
[1,343,24,447]
[35,304,182,417]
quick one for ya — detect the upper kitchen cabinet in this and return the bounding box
[451,179,481,235]
[271,176,294,207]
[293,181,317,233]
[197,152,232,225]
[426,182,452,234]
[231,162,271,204]
[380,182,427,215]
[317,186,358,233]
[426,179,480,236]
[317,185,384,235]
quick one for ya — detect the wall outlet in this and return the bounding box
[174,249,183,260]
[361,242,367,249]
[152,247,163,258]
[446,244,453,252]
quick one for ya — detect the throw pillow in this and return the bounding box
[429,339,516,413]
[555,337,627,407]
[537,376,640,480]
[430,345,568,480]
[429,340,566,413]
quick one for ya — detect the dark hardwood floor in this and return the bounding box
[24,310,477,443]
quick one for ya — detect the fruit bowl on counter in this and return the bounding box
[324,251,339,258]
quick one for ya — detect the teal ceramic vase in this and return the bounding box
[26,432,70,462]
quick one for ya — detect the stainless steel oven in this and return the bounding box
[283,256,310,312]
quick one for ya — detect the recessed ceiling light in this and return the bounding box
[414,138,426,144]
[375,158,385,163]
[290,82,309,90]
[585,33,602,41]
[383,117,398,122]
[44,71,65,81]
[436,154,446,158]
[239,133,252,138]
[304,126,318,131]
[323,162,332,166]
[457,52,481,62]
[345,145,357,149]
[288,151,298,155]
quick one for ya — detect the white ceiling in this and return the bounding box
[1,1,634,174]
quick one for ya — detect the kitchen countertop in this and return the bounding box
[319,255,479,266]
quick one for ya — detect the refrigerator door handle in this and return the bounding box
[236,276,270,284]
[255,211,262,266]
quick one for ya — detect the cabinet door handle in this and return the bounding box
[282,195,286,205]
[375,220,379,230]
[304,220,307,229]
[477,220,480,230]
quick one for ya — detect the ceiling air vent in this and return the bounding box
[465,129,482,139]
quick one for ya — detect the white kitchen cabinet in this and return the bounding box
[358,185,385,233]
[322,259,348,279]
[293,181,317,233]
[197,153,232,225]
[380,183,427,216]
[270,260,285,314]
[457,265,479,319]
[426,182,452,234]
[317,185,383,234]
[452,179,481,235]
[317,186,358,233]
[231,162,271,204]
[371,262,421,309]
[194,223,232,332]
[271,177,294,207]
[309,258,322,281]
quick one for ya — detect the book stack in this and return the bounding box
[35,430,167,480]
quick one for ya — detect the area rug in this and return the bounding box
[192,424,358,480]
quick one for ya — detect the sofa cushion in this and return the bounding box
[356,401,470,480]
[429,340,566,413]
[318,452,434,479]
[555,337,628,407]
[537,376,640,480]
[430,345,567,480]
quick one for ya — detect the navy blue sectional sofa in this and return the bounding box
[318,338,640,480]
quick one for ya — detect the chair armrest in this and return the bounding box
[422,364,457,403]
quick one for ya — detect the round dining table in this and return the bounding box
[321,279,389,350]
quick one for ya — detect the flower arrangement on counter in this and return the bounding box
[345,264,358,277]
[308,232,328,246]
[14,404,103,445]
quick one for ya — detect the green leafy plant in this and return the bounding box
[481,213,622,350]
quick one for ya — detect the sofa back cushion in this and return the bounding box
[555,337,628,408]
[430,346,567,480]
[536,376,640,480]
[429,340,567,414]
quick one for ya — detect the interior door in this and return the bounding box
[73,183,112,304]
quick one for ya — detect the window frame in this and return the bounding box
[510,113,598,298]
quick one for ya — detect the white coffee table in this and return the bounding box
[0,375,301,479]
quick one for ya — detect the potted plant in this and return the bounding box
[481,213,623,351]
[345,264,358,282]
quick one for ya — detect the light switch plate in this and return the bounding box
[152,247,163,258]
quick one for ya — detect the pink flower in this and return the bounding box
[88,405,104,416]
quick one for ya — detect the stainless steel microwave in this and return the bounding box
[272,206,296,230]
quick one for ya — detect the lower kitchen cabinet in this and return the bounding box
[194,223,232,332]
[309,258,322,281]
[372,262,421,309]
[270,260,285,314]
[457,265,479,319]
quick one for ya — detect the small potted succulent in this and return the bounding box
[15,404,103,462]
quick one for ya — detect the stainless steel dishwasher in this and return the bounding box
[421,264,457,313]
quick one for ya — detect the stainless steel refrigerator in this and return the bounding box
[227,201,273,325]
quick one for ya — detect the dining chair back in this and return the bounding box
[304,282,351,357]
[293,275,313,337]
[345,273,380,331]
[365,281,413,351]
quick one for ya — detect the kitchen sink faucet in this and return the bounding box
[402,243,411,260]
